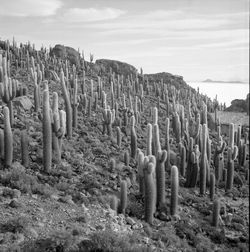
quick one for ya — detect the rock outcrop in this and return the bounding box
[50,45,80,66]
[95,59,137,77]
[145,72,189,90]
[225,94,249,114]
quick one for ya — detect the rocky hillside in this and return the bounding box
[0,39,249,252]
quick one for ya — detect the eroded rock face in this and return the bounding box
[50,44,80,66]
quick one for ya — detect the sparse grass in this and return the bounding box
[0,216,29,234]
[0,167,53,197]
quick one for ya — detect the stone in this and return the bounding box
[12,189,21,199]
[9,199,23,208]
[13,96,33,111]
[126,217,136,226]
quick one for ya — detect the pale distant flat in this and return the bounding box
[209,111,249,126]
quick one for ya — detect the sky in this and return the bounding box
[0,0,249,82]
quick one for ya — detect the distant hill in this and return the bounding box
[203,79,244,84]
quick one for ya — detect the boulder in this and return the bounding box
[13,96,33,111]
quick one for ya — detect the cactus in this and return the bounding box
[43,89,52,173]
[60,69,72,138]
[212,199,220,228]
[170,165,179,215]
[236,125,241,147]
[146,123,152,156]
[144,162,156,224]
[138,151,145,196]
[124,150,130,166]
[214,140,226,183]
[52,92,61,164]
[120,180,127,215]
[116,126,121,148]
[102,108,113,136]
[228,123,234,149]
[153,123,161,156]
[21,130,29,168]
[0,129,4,159]
[72,77,79,127]
[173,112,181,143]
[110,195,118,214]
[3,107,13,167]
[156,150,167,208]
[110,158,116,172]
[180,145,186,177]
[210,173,215,200]
[200,124,207,195]
[130,116,137,159]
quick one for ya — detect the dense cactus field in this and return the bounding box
[0,40,249,252]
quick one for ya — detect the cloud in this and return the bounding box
[61,8,126,23]
[0,0,62,17]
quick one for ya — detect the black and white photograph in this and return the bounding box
[0,0,249,251]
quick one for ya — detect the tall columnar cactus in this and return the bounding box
[72,77,79,128]
[201,101,207,125]
[138,151,145,196]
[120,180,127,215]
[146,123,152,156]
[102,108,113,136]
[52,92,61,164]
[212,199,220,228]
[116,126,122,148]
[130,115,137,159]
[144,162,156,224]
[173,112,181,143]
[153,123,161,156]
[164,117,171,170]
[43,89,52,173]
[0,129,4,160]
[21,130,29,168]
[210,173,215,200]
[60,69,72,138]
[229,123,234,149]
[170,165,179,215]
[180,145,186,177]
[226,146,238,192]
[124,150,130,166]
[110,195,118,214]
[214,140,226,183]
[236,125,241,147]
[156,150,167,208]
[200,124,207,195]
[238,141,247,167]
[3,107,13,167]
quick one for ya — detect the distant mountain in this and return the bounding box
[202,79,244,84]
